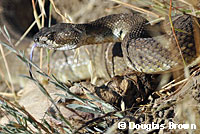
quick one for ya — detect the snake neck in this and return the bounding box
[33,13,151,50]
[82,13,149,45]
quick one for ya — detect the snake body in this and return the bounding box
[34,13,199,74]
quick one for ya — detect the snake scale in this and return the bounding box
[33,13,199,75]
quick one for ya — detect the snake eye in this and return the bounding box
[47,33,54,40]
[34,37,39,42]
[119,30,123,36]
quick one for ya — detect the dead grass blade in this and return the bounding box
[49,0,71,22]
[168,0,189,78]
[109,0,160,18]
[0,32,16,100]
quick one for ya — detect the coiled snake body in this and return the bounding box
[33,13,199,74]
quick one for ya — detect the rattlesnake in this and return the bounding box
[33,13,199,74]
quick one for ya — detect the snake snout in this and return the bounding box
[33,26,57,49]
[33,23,86,50]
[33,27,48,43]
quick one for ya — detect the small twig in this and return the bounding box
[168,0,188,76]
[109,0,160,18]
[49,0,71,22]
[32,0,41,29]
[0,43,16,100]
[0,92,16,98]
[161,73,185,89]
[177,0,196,7]
[47,3,53,75]
[0,64,12,90]
[162,78,188,90]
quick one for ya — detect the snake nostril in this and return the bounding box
[34,38,39,42]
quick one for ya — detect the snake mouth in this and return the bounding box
[34,41,78,50]
[34,36,78,50]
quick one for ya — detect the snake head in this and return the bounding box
[33,23,85,50]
